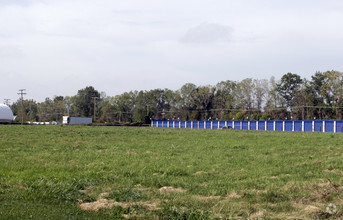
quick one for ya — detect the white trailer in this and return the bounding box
[63,116,92,125]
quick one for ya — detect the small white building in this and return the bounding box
[0,104,14,123]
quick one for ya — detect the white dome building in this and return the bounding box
[0,104,14,122]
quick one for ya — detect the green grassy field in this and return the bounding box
[0,125,342,219]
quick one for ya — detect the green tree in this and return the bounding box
[37,98,54,122]
[74,86,101,118]
[192,85,215,120]
[113,91,136,122]
[253,79,268,111]
[180,83,197,111]
[99,96,116,123]
[11,99,38,123]
[213,80,236,119]
[234,78,255,113]
[277,73,303,112]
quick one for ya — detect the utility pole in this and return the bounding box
[29,101,32,122]
[4,99,10,105]
[18,89,26,125]
[92,97,98,122]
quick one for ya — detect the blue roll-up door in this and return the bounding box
[226,121,233,128]
[205,121,212,129]
[242,121,249,130]
[285,121,293,131]
[336,121,343,133]
[212,121,219,129]
[234,121,241,130]
[314,121,323,132]
[258,121,265,130]
[304,121,312,132]
[250,121,256,130]
[275,121,283,131]
[325,121,334,133]
[267,121,274,130]
[294,121,302,131]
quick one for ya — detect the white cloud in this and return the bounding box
[180,23,233,44]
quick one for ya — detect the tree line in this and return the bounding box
[10,70,343,123]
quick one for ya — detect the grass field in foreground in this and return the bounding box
[0,126,342,219]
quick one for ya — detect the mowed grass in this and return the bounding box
[0,126,342,219]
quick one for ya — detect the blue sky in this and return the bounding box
[1,0,343,102]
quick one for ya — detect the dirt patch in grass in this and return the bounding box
[194,171,207,175]
[79,192,124,211]
[254,189,267,194]
[323,169,343,176]
[79,192,160,212]
[193,195,221,202]
[317,181,331,188]
[98,192,110,199]
[304,205,320,212]
[79,199,116,211]
[159,186,186,194]
[139,201,160,211]
[74,141,84,147]
[250,211,265,218]
[226,192,241,199]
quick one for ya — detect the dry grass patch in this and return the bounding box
[194,171,207,175]
[74,141,84,147]
[193,195,221,202]
[227,192,241,199]
[159,186,186,194]
[249,210,265,219]
[79,199,117,211]
[324,169,343,176]
[79,191,160,212]
[304,205,320,212]
[139,201,160,211]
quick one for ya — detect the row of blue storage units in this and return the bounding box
[151,120,343,133]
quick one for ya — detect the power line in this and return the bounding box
[4,99,10,105]
[17,89,27,125]
[92,97,98,122]
[109,105,343,115]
